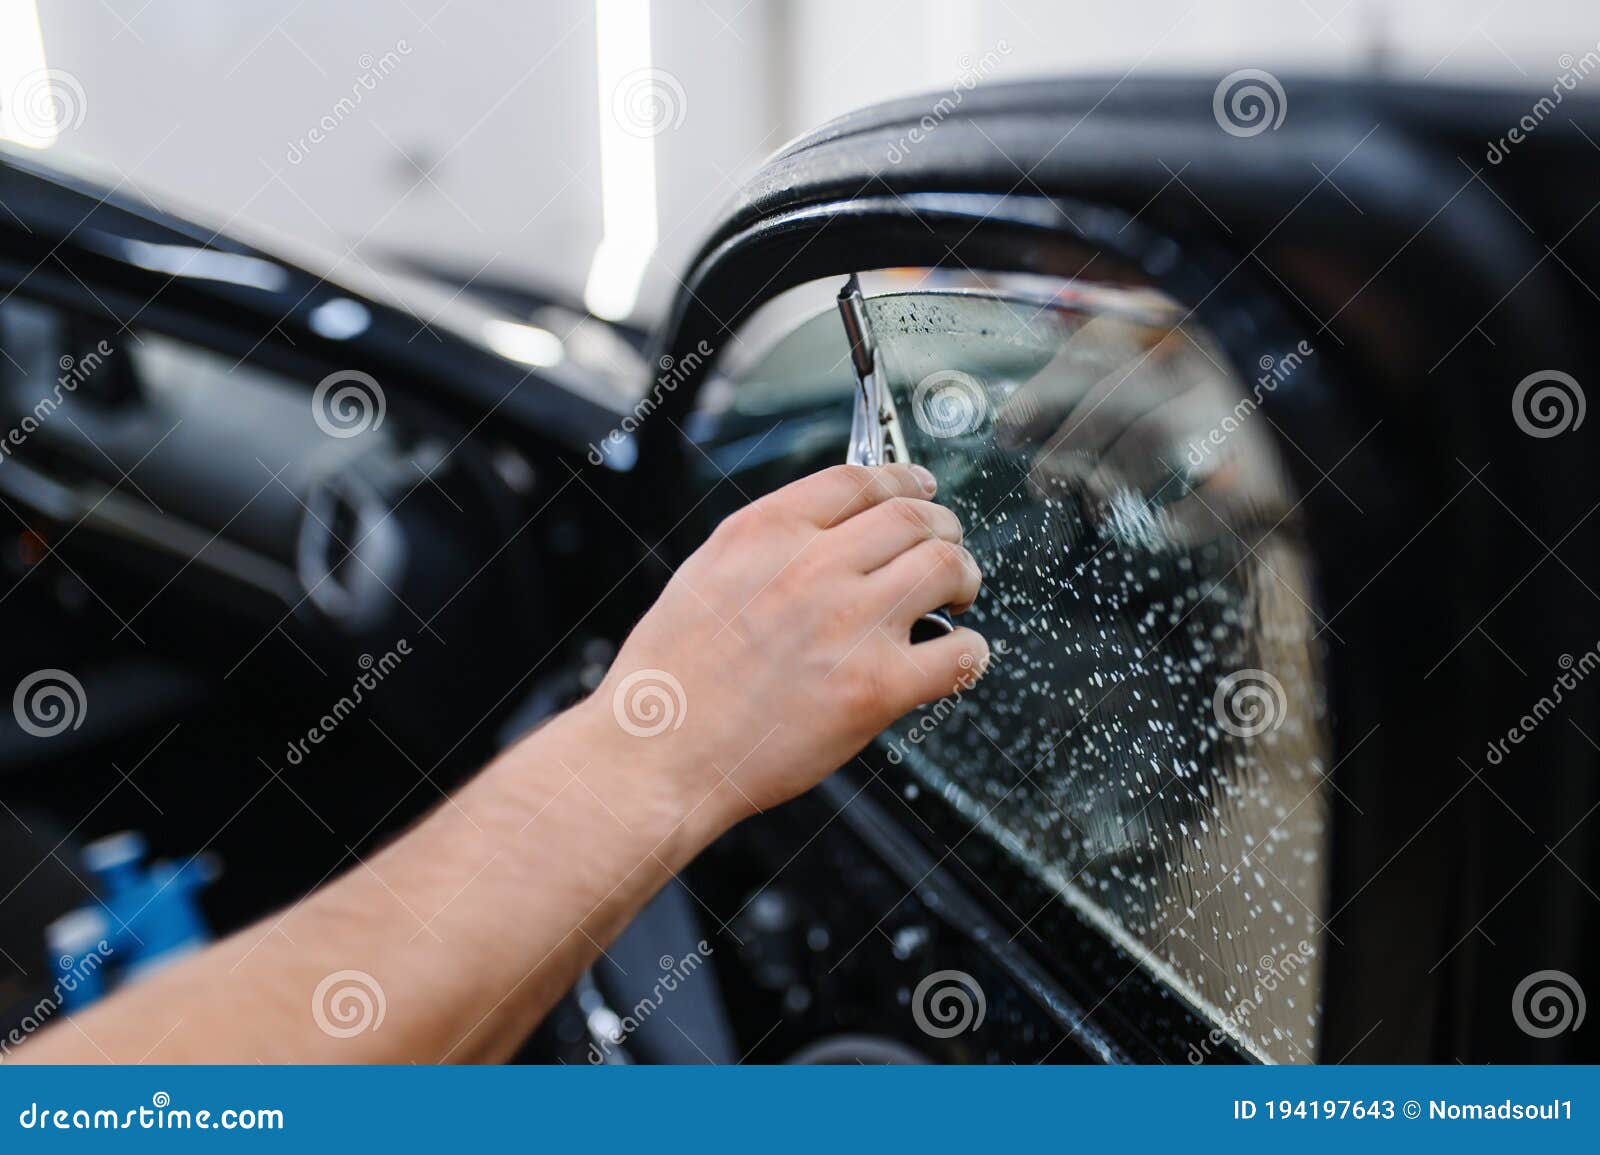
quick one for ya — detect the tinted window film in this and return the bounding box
[864,289,1330,1064]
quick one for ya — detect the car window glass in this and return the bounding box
[862,289,1330,1064]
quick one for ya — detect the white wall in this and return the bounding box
[12,0,1598,324]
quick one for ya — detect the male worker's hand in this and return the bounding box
[582,462,987,830]
[21,462,987,1065]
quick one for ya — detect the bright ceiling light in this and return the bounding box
[583,0,661,321]
[0,2,70,150]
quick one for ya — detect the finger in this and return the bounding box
[1041,358,1186,464]
[1088,383,1211,495]
[994,313,1164,449]
[778,463,936,527]
[870,538,982,621]
[1047,328,1216,462]
[833,496,963,573]
[884,627,992,711]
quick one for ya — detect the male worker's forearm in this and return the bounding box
[17,463,985,1064]
[19,698,729,1064]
